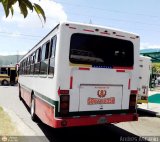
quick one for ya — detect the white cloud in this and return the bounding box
[141,42,160,49]
[2,0,67,29]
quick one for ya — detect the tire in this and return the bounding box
[30,96,37,122]
[19,85,22,101]
[10,81,15,86]
[2,80,9,86]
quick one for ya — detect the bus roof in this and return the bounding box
[19,21,139,63]
[60,21,139,36]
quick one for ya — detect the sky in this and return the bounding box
[0,0,160,55]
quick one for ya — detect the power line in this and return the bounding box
[65,11,160,27]
[0,31,42,38]
[0,34,39,41]
[55,0,160,19]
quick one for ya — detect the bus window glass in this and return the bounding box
[38,48,42,62]
[69,33,134,67]
[41,45,46,61]
[45,41,50,59]
[35,48,41,74]
[50,36,57,58]
[48,36,57,76]
[1,68,7,74]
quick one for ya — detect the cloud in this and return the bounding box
[2,0,67,29]
[141,42,160,49]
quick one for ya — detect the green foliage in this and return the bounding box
[152,63,160,74]
[1,0,46,22]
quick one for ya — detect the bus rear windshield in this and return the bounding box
[69,33,134,67]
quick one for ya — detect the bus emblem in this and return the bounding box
[97,90,106,98]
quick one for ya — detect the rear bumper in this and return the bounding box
[54,113,138,128]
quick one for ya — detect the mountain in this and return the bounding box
[140,48,160,53]
[0,55,23,66]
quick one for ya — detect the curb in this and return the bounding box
[2,107,36,136]
[1,107,48,142]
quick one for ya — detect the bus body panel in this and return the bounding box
[69,68,130,112]
[137,56,151,103]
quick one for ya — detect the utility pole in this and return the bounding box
[89,19,93,24]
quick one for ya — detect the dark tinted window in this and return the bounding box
[37,48,42,62]
[45,42,50,59]
[70,33,134,67]
[0,68,7,74]
[50,36,57,58]
[34,48,41,74]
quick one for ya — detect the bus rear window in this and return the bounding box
[69,33,134,67]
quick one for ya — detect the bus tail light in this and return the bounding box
[129,94,137,112]
[129,90,137,112]
[60,95,70,116]
[58,87,69,96]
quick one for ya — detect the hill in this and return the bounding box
[0,55,23,66]
[140,48,160,53]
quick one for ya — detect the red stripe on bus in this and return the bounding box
[116,69,125,72]
[131,90,138,95]
[79,67,90,70]
[52,113,138,128]
[83,29,94,32]
[70,76,73,89]
[69,27,76,29]
[116,35,125,37]
[113,66,133,70]
[128,79,131,89]
[100,32,110,35]
[34,97,138,128]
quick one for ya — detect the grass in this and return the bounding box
[0,106,20,135]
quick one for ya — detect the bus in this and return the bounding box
[137,56,151,103]
[0,66,18,86]
[18,21,140,128]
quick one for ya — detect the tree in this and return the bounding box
[0,0,46,22]
[152,63,160,74]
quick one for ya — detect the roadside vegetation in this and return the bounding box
[0,106,20,135]
[152,63,160,74]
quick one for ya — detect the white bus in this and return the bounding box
[137,56,151,103]
[18,21,140,128]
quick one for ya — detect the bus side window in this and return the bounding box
[35,47,41,75]
[48,36,57,76]
[30,52,36,74]
[40,41,50,75]
[26,57,30,75]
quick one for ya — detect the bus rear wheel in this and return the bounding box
[30,97,37,122]
[2,80,9,86]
